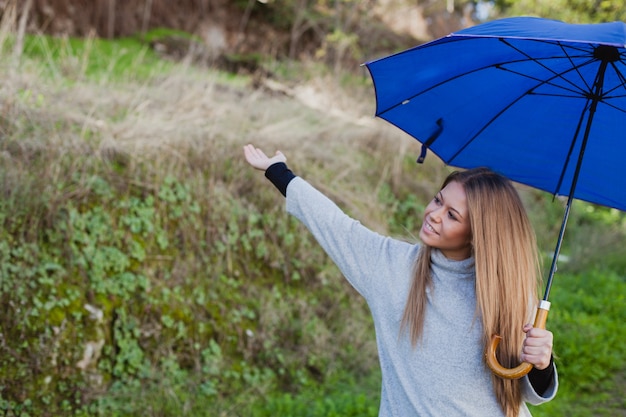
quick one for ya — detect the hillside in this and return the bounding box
[6,0,478,69]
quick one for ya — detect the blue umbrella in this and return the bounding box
[364,16,626,379]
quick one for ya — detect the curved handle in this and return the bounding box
[486,300,551,379]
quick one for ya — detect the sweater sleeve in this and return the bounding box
[283,177,417,300]
[521,361,559,406]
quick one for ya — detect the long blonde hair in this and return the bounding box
[401,167,542,417]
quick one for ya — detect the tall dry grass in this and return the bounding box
[1,9,447,236]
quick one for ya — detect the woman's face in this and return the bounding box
[419,181,472,260]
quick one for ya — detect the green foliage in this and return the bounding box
[378,182,424,237]
[494,0,626,23]
[248,372,380,417]
[559,201,626,273]
[529,270,626,417]
[16,32,173,82]
[0,146,376,415]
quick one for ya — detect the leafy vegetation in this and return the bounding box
[0,13,625,417]
[493,0,626,23]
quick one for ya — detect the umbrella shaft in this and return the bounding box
[543,194,573,301]
[544,55,612,301]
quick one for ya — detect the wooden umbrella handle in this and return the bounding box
[485,300,551,379]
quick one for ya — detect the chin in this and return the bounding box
[418,232,433,247]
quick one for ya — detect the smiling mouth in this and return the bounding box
[424,220,438,234]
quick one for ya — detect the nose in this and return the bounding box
[430,206,444,223]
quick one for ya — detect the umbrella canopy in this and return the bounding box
[365,16,626,212]
[364,16,626,379]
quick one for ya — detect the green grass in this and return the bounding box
[247,372,381,417]
[17,33,171,81]
[529,270,626,417]
[248,270,626,417]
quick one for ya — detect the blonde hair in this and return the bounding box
[401,167,541,417]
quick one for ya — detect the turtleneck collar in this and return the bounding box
[430,248,475,278]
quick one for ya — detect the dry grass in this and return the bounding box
[1,18,449,237]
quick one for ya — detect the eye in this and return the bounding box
[447,211,458,221]
[433,195,441,204]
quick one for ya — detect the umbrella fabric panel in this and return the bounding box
[366,19,626,211]
[574,107,626,211]
[368,36,525,117]
[454,17,626,47]
[370,19,626,117]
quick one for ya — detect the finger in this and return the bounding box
[245,145,267,162]
[243,145,252,160]
[523,336,552,350]
[243,145,258,163]
[523,343,551,355]
[522,339,553,365]
[526,328,554,345]
[254,147,270,161]
[521,346,552,369]
[522,342,552,356]
[243,144,256,157]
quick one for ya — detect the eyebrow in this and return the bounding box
[438,191,465,219]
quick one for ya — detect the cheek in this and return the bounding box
[461,226,472,243]
[452,223,471,242]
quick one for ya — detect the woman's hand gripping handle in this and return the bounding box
[486,300,551,379]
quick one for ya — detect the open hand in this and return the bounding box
[521,324,553,370]
[243,144,287,171]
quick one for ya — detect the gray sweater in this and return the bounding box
[285,177,558,417]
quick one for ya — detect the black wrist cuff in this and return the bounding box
[265,162,295,197]
[528,355,555,396]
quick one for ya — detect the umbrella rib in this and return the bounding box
[499,38,594,96]
[373,37,592,115]
[503,40,626,113]
[450,48,624,168]
[526,92,588,99]
[531,60,626,115]
[446,63,597,165]
[376,55,589,117]
[598,98,626,115]
[447,70,603,175]
[496,66,589,98]
[558,42,593,93]
[375,38,601,116]
[446,92,530,164]
[381,38,620,114]
[528,92,626,115]
[604,59,626,97]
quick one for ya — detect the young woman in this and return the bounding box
[243,144,557,417]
